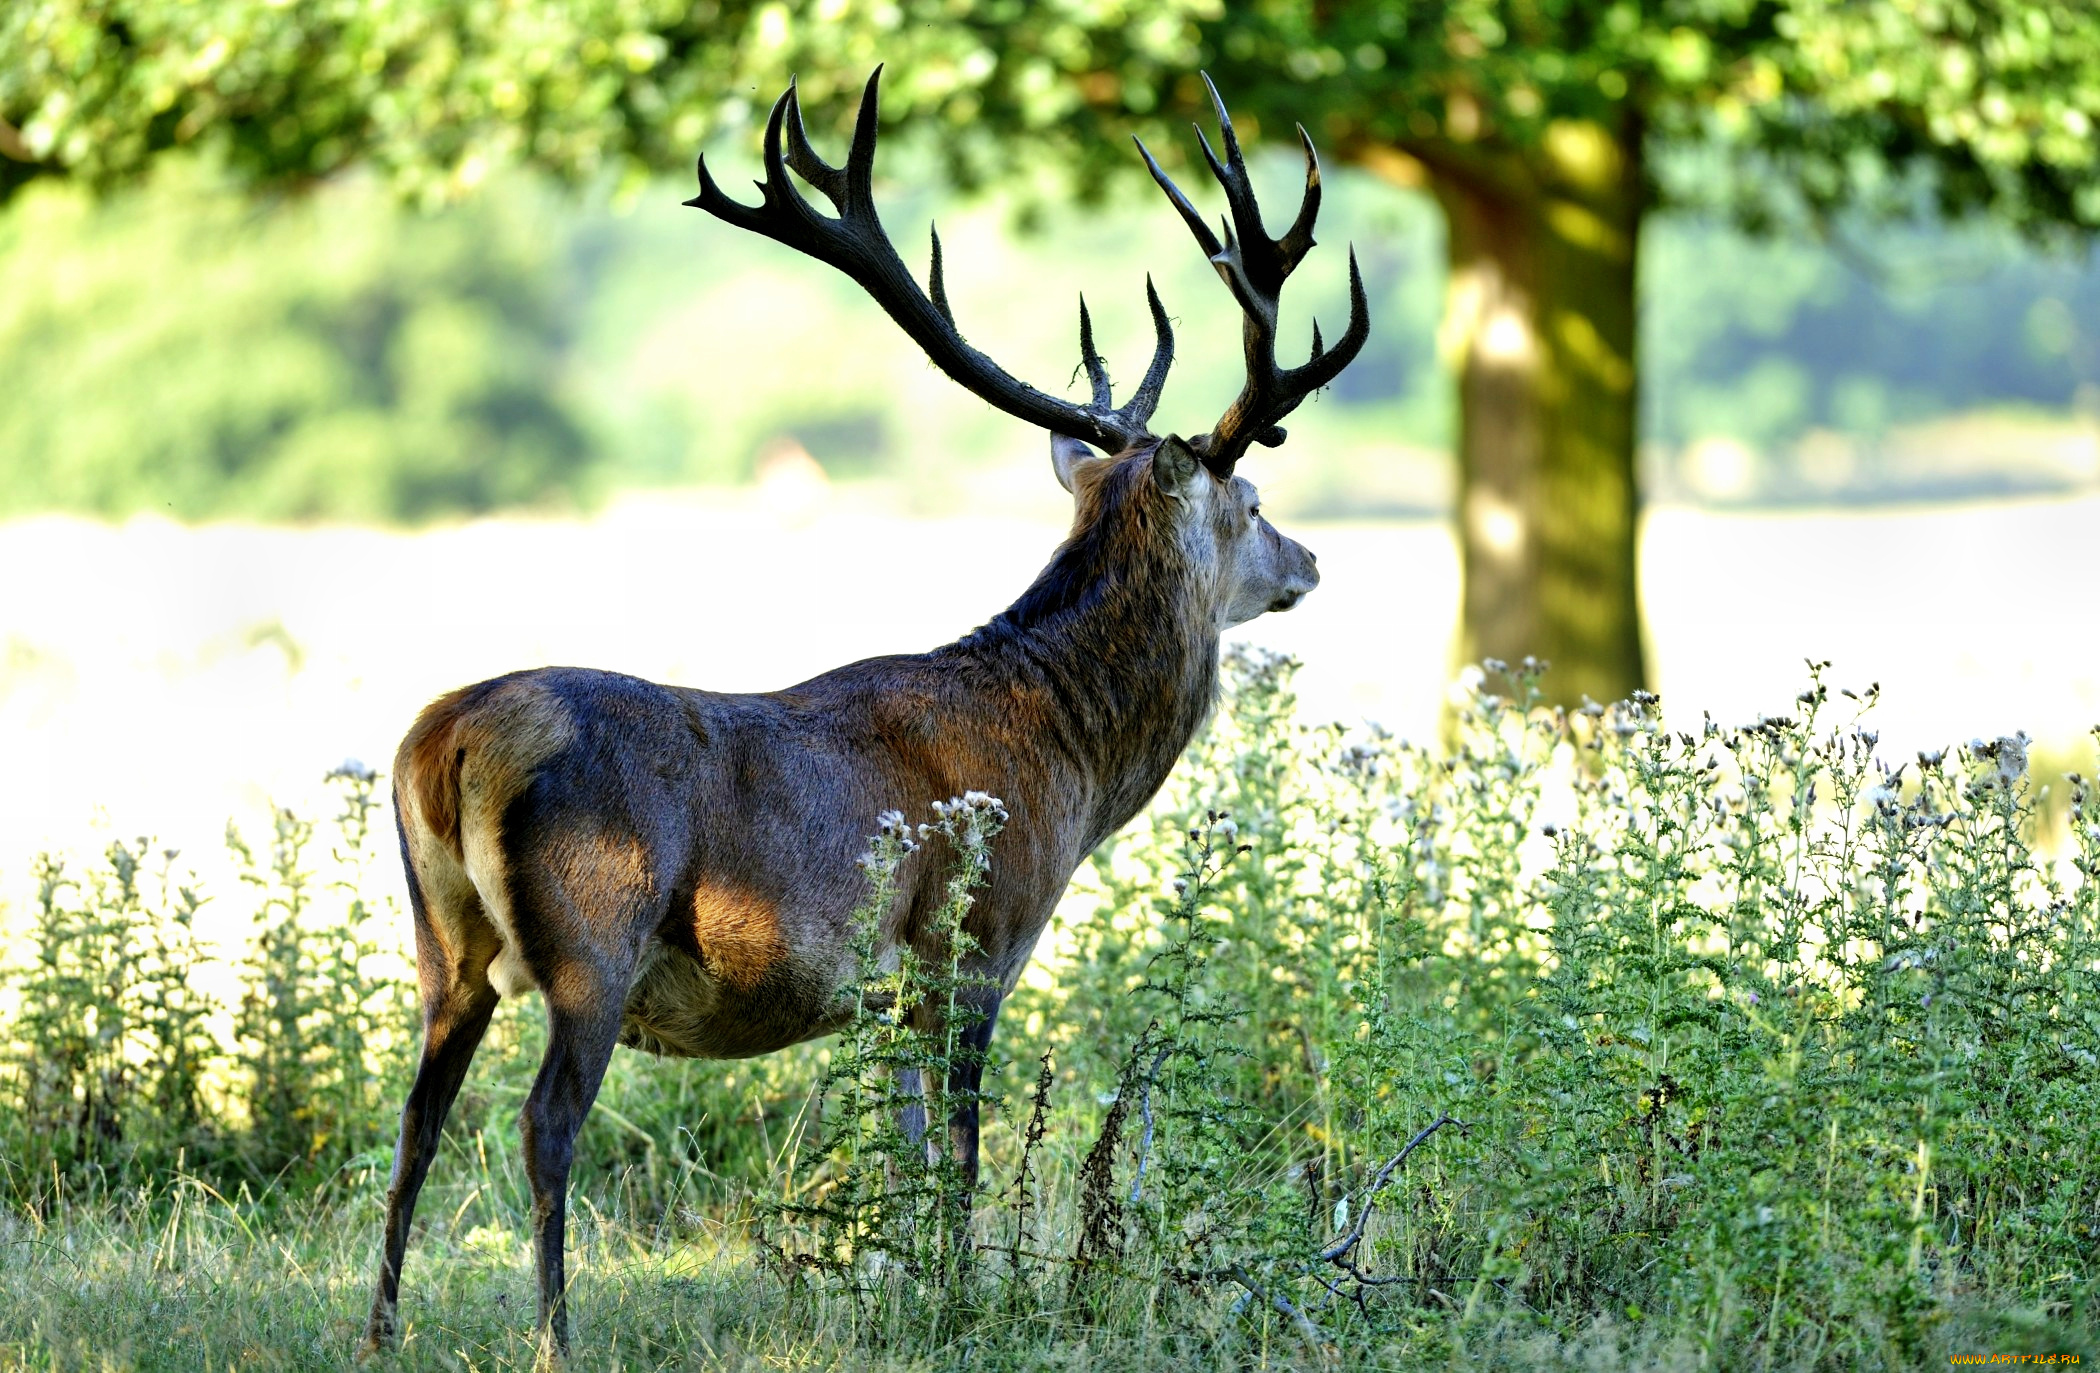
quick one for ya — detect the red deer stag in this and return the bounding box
[360,67,1368,1358]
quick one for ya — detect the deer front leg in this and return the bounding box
[896,1065,931,1156]
[894,991,1002,1181]
[945,993,1003,1188]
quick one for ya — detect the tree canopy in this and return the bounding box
[1202,1,2099,227]
[8,2,2094,222]
[6,0,2096,698]
[1,2,1192,206]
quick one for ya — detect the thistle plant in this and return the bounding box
[3,839,217,1195]
[0,661,2094,1369]
[230,763,411,1173]
[770,792,1008,1332]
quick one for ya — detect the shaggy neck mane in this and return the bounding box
[946,452,1220,836]
[960,454,1201,648]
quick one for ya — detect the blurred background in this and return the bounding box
[2,0,2097,890]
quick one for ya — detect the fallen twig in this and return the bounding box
[1226,1263,1330,1354]
[1320,1113,1468,1265]
[1182,1112,1469,1353]
[1126,1044,1174,1206]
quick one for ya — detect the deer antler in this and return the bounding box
[688,67,1174,455]
[1137,74,1370,478]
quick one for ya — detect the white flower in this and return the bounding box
[1994,731,2030,787]
[1964,732,2032,788]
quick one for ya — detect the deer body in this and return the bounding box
[396,456,1240,1062]
[361,67,1362,1360]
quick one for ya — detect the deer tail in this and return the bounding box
[395,686,476,863]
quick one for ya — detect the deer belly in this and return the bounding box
[618,939,843,1060]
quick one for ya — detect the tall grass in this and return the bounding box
[1,653,2094,1369]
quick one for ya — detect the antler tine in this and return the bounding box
[1195,74,1282,294]
[1295,247,1371,394]
[1275,126,1322,274]
[841,65,882,213]
[1121,276,1175,426]
[688,67,1171,455]
[754,85,833,238]
[927,224,956,328]
[1135,136,1224,260]
[1075,276,1176,439]
[779,79,846,205]
[1155,74,1371,476]
[688,92,795,237]
[1214,245,1369,460]
[1076,297,1114,410]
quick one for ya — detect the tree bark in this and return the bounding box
[1426,123,1647,708]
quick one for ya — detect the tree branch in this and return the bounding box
[1226,1264,1330,1355]
[1319,1113,1467,1265]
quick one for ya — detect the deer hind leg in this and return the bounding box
[361,834,502,1358]
[503,832,659,1358]
[520,979,627,1360]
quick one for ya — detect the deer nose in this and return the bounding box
[1271,543,1320,613]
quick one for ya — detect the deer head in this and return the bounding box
[688,68,1368,638]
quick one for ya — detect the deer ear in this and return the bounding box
[1151,435,1202,494]
[1050,433,1101,494]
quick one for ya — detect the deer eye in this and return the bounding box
[1249,504,1261,520]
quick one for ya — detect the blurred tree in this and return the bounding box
[5,1,2096,698]
[0,169,592,522]
[1186,2,2100,704]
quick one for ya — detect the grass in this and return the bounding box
[2,652,2097,1371]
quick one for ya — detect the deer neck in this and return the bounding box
[955,480,1220,839]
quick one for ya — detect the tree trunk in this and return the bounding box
[1429,124,1646,708]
